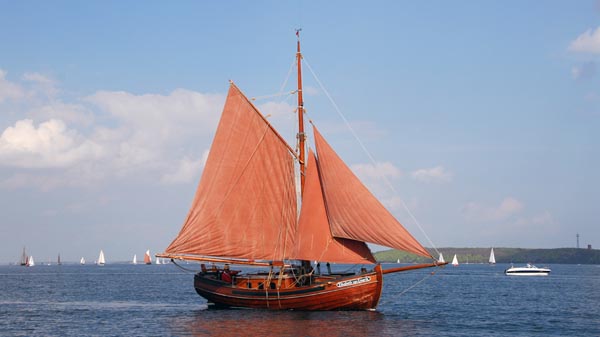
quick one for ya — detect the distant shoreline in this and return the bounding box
[375,247,600,265]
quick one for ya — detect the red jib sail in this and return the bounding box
[294,150,376,264]
[313,126,432,259]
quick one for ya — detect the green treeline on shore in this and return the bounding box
[374,247,600,265]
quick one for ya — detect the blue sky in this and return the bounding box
[1,1,598,263]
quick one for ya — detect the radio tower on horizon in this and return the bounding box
[576,233,580,249]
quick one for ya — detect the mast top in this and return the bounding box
[296,29,306,197]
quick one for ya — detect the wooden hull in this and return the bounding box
[193,265,384,310]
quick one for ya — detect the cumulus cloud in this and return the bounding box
[256,100,297,144]
[160,151,208,184]
[22,72,59,97]
[86,89,222,131]
[462,197,524,223]
[0,70,236,189]
[257,100,295,119]
[569,27,600,54]
[0,70,309,189]
[411,166,452,183]
[0,119,103,168]
[350,161,402,202]
[28,101,95,126]
[382,195,419,213]
[0,69,25,103]
[352,161,402,181]
[83,89,224,177]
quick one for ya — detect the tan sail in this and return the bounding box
[294,150,376,264]
[164,83,298,262]
[313,126,432,258]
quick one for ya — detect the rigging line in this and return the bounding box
[250,57,297,101]
[396,271,436,297]
[302,56,440,257]
[280,57,297,94]
[251,91,295,101]
[170,259,199,274]
[380,271,436,305]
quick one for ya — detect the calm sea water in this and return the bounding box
[1,263,598,336]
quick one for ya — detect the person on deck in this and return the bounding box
[221,264,232,283]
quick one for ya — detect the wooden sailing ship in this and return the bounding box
[157,32,445,310]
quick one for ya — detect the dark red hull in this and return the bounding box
[193,265,384,310]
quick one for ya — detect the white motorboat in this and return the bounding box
[505,263,550,276]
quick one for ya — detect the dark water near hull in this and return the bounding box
[1,263,598,336]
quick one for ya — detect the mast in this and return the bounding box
[296,29,306,197]
[296,29,312,273]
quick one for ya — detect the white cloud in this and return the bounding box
[0,69,25,103]
[383,195,419,213]
[29,101,95,126]
[350,162,402,201]
[160,151,208,184]
[0,75,229,189]
[86,89,222,137]
[23,72,54,85]
[569,27,600,54]
[462,197,524,223]
[84,89,224,176]
[22,72,59,97]
[0,119,103,169]
[257,100,295,119]
[411,166,452,183]
[352,161,402,181]
[0,70,234,189]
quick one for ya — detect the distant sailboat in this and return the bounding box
[26,256,35,267]
[97,250,106,266]
[438,253,445,263]
[396,258,400,263]
[489,248,496,265]
[144,250,152,265]
[80,257,86,265]
[57,254,62,265]
[451,254,459,266]
[20,247,28,266]
[155,256,161,265]
[132,254,138,265]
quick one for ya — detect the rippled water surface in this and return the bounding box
[1,263,598,336]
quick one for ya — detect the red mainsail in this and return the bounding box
[164,83,298,262]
